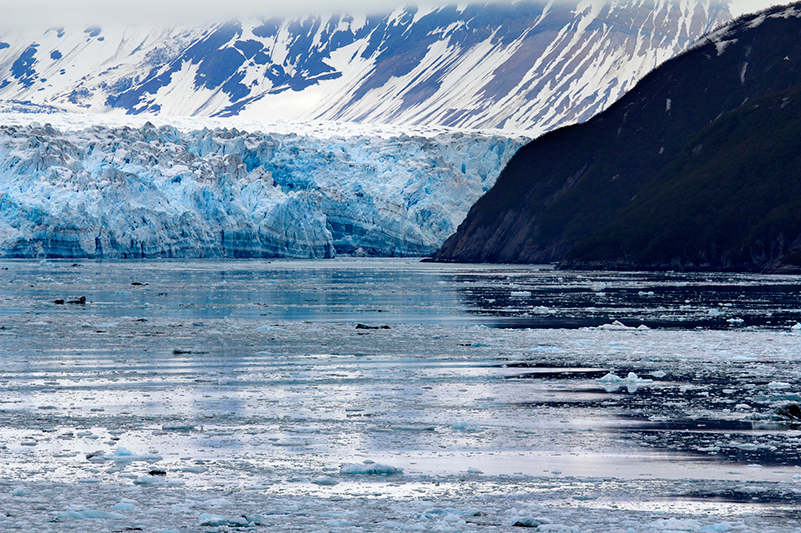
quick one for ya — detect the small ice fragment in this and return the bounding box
[202,498,232,507]
[101,447,163,463]
[510,290,531,297]
[536,525,581,532]
[598,320,631,330]
[467,467,483,474]
[112,502,139,511]
[162,423,197,431]
[133,475,165,485]
[596,372,653,392]
[768,381,792,389]
[746,464,763,468]
[198,513,234,527]
[700,523,733,533]
[340,462,403,475]
[791,323,801,330]
[180,465,208,473]
[58,509,127,519]
[11,486,32,497]
[312,476,339,486]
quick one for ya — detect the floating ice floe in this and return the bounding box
[452,421,480,432]
[597,372,654,392]
[597,320,648,330]
[340,461,403,475]
[533,524,580,533]
[88,447,163,463]
[10,486,32,497]
[57,509,127,519]
[133,476,183,486]
[312,476,340,486]
[201,498,232,507]
[162,423,198,431]
[180,465,208,473]
[112,500,139,511]
[768,381,792,389]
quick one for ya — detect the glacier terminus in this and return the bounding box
[0,118,522,258]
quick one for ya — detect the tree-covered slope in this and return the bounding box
[563,83,801,271]
[436,3,801,272]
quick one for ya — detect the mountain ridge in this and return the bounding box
[435,2,801,272]
[0,1,731,134]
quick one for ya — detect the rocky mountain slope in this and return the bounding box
[436,3,801,272]
[0,1,730,134]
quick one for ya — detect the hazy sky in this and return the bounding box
[0,0,787,30]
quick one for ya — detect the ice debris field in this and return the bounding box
[3,259,801,532]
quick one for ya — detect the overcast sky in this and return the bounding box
[0,0,786,30]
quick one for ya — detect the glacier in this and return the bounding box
[0,117,523,258]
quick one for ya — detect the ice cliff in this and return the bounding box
[0,120,522,258]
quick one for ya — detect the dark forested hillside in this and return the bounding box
[436,3,801,272]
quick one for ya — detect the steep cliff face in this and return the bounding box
[0,1,730,133]
[436,3,801,272]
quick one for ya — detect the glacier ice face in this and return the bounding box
[0,120,523,259]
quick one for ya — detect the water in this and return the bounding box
[2,259,801,532]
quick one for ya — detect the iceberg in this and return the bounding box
[0,121,522,258]
[597,372,654,393]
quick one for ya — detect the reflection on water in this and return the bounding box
[4,259,801,329]
[453,267,801,329]
[2,259,801,531]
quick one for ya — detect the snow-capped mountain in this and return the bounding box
[0,0,731,134]
[0,118,522,258]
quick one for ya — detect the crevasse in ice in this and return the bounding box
[0,121,523,258]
